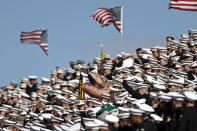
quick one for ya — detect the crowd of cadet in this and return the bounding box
[1,29,197,131]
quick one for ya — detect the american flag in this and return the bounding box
[169,0,197,11]
[91,6,122,34]
[20,30,48,55]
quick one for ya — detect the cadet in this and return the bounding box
[176,91,197,131]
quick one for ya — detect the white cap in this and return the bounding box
[51,70,57,75]
[153,84,166,90]
[41,77,50,82]
[167,92,185,101]
[21,78,28,83]
[129,108,144,116]
[4,120,16,126]
[30,126,40,131]
[118,107,130,113]
[190,62,197,68]
[122,58,133,68]
[20,83,27,89]
[56,67,64,74]
[137,103,155,113]
[28,75,38,79]
[104,115,119,123]
[160,95,172,102]
[150,114,163,122]
[183,91,197,102]
[101,93,110,99]
[118,113,130,119]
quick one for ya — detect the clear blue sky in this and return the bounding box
[0,0,197,86]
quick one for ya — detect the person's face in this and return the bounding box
[119,119,128,127]
[151,99,159,109]
[6,126,14,131]
[178,47,182,53]
[67,86,75,92]
[0,111,6,116]
[159,70,166,75]
[57,73,64,80]
[138,88,148,95]
[145,68,152,73]
[189,32,193,37]
[130,115,142,124]
[127,103,135,108]
[42,89,47,94]
[184,65,190,72]
[64,94,70,99]
[37,88,42,94]
[52,122,60,127]
[79,105,85,110]
[167,49,172,54]
[177,67,184,72]
[160,58,168,66]
[42,81,49,86]
[87,101,93,107]
[168,85,178,92]
[113,122,119,128]
[192,67,197,74]
[64,114,72,121]
[110,92,118,100]
[153,51,159,58]
[135,72,143,77]
[136,50,141,57]
[190,46,196,52]
[172,100,183,109]
[51,74,57,79]
[82,68,88,74]
[30,79,37,85]
[8,98,14,105]
[104,69,111,76]
[186,56,193,61]
[62,103,70,109]
[13,97,19,104]
[152,69,158,73]
[17,120,24,125]
[118,57,122,63]
[101,98,109,103]
[122,71,128,76]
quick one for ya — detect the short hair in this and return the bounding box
[136,48,142,52]
[166,36,174,41]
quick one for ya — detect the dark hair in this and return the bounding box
[136,48,142,52]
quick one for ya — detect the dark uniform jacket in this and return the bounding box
[169,107,184,131]
[122,81,152,105]
[133,120,158,131]
[176,107,197,131]
[26,83,37,95]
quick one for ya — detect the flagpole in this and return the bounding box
[120,34,123,51]
[46,55,49,78]
[120,6,123,51]
[46,29,49,78]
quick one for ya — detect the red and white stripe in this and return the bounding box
[114,21,122,34]
[91,8,115,27]
[39,43,48,55]
[169,0,197,11]
[20,30,43,44]
[20,30,48,55]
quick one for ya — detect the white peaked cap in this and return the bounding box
[150,114,163,122]
[104,115,119,123]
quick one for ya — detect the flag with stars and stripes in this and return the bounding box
[91,6,123,34]
[20,30,48,55]
[169,0,197,11]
